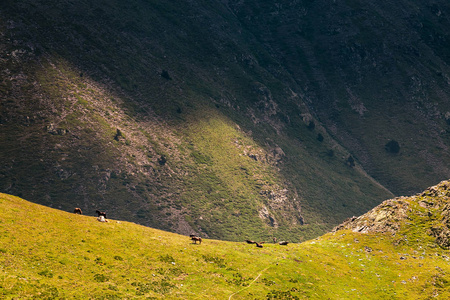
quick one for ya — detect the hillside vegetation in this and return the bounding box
[2,184,450,299]
[2,0,450,241]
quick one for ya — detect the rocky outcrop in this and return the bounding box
[333,197,410,234]
[430,193,450,249]
[46,123,68,135]
[333,180,450,249]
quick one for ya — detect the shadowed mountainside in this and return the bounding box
[228,0,450,195]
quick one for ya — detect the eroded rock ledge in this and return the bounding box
[333,180,450,249]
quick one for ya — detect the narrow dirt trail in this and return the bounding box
[228,264,273,300]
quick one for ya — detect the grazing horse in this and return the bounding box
[96,210,107,218]
[255,242,265,248]
[73,208,82,214]
[190,234,202,244]
[278,241,289,245]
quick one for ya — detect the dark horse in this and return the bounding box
[96,210,106,218]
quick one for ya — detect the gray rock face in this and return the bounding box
[47,124,67,135]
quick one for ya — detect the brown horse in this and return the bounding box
[190,234,202,244]
[73,208,82,214]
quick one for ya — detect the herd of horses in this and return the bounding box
[188,236,288,247]
[245,239,289,247]
[73,208,107,222]
[73,208,289,246]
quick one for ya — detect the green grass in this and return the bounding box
[1,192,450,299]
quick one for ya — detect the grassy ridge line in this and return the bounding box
[2,192,450,299]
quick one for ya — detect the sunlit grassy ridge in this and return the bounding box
[1,192,450,299]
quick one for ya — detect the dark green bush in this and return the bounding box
[385,140,400,153]
[346,155,355,167]
[161,70,172,80]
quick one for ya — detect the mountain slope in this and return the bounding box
[227,0,450,195]
[1,189,450,299]
[2,0,450,241]
[0,0,395,241]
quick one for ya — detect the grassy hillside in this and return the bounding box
[2,190,450,299]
